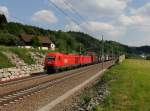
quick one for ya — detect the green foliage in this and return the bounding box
[0,31,18,46]
[0,46,47,68]
[82,94,91,104]
[0,14,7,26]
[0,51,14,69]
[54,31,80,53]
[37,49,48,55]
[101,59,150,111]
[126,53,143,59]
[30,36,41,48]
[146,55,150,60]
[31,48,48,55]
[0,15,150,56]
[92,105,103,111]
[9,47,35,65]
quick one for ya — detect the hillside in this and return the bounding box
[0,14,150,56]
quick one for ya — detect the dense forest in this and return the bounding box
[0,14,150,57]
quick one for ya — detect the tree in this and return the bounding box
[0,32,17,45]
[0,14,7,26]
[146,55,150,60]
[30,36,41,48]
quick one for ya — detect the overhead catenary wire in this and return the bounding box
[62,0,90,27]
[10,15,21,22]
[7,14,24,23]
[47,0,92,34]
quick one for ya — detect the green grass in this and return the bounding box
[0,51,14,69]
[30,48,48,55]
[82,93,91,104]
[0,46,10,52]
[0,46,49,68]
[92,105,103,111]
[9,47,35,65]
[98,59,150,111]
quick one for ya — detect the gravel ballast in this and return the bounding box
[0,61,114,111]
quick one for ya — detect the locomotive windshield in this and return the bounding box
[47,56,55,61]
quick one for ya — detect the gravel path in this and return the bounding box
[0,61,113,111]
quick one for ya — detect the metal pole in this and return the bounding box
[80,43,82,55]
[112,46,113,64]
[102,35,104,69]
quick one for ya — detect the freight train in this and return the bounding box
[44,52,114,73]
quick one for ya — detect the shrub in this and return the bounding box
[0,32,18,46]
[92,105,103,111]
[146,55,150,60]
[82,94,91,104]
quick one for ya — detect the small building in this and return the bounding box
[140,54,146,59]
[18,34,55,50]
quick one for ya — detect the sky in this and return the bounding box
[0,0,150,46]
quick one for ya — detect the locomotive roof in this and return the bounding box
[46,52,92,57]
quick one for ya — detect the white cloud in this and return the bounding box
[107,26,126,39]
[109,2,150,46]
[65,21,114,35]
[119,2,150,26]
[0,6,9,17]
[81,21,114,32]
[51,0,70,10]
[51,0,131,19]
[131,3,150,16]
[65,21,81,31]
[31,10,58,24]
[48,0,150,46]
[118,14,146,26]
[73,0,128,17]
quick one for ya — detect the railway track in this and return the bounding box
[0,61,115,111]
[0,63,105,96]
[0,73,48,86]
[0,63,102,107]
[0,62,101,87]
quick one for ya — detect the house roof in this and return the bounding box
[37,36,52,44]
[19,34,33,42]
[19,34,52,44]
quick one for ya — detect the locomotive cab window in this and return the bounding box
[47,56,55,61]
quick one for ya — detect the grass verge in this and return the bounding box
[9,47,35,65]
[0,51,14,69]
[96,59,150,111]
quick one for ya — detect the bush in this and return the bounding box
[30,36,41,48]
[146,55,150,60]
[92,105,103,111]
[82,94,91,104]
[0,32,18,46]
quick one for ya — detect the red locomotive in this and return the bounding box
[44,52,99,73]
[44,52,114,73]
